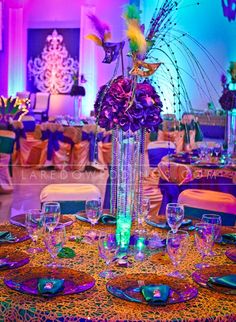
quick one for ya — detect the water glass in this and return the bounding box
[86,200,101,226]
[201,214,222,243]
[166,230,189,278]
[166,203,184,233]
[44,226,66,268]
[214,144,221,158]
[98,233,119,278]
[42,202,61,232]
[194,223,214,269]
[25,209,45,253]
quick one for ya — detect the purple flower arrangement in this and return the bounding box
[94,76,162,132]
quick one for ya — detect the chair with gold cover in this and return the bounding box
[33,92,51,122]
[178,189,236,226]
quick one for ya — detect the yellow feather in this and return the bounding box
[85,34,103,46]
[126,20,146,54]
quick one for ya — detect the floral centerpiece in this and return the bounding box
[88,4,163,252]
[94,76,162,132]
[0,96,28,127]
[219,63,236,155]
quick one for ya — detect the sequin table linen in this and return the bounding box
[0,222,235,322]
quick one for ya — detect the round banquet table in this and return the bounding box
[0,220,235,322]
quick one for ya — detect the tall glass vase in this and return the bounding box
[110,127,145,253]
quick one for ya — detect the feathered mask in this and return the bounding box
[124,5,160,77]
[86,14,124,64]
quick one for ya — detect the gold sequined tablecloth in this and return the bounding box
[0,221,235,322]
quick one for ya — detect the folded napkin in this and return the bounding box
[0,231,15,242]
[140,285,170,305]
[76,213,116,225]
[221,233,236,244]
[149,219,192,229]
[38,278,64,295]
[58,247,76,258]
[0,258,9,269]
[208,274,236,289]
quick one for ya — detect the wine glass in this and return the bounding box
[42,202,61,232]
[44,226,66,268]
[198,142,207,160]
[201,214,222,243]
[166,203,184,233]
[214,143,221,158]
[166,230,189,278]
[98,233,119,278]
[194,223,214,269]
[25,209,45,253]
[85,200,101,242]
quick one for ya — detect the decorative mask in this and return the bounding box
[102,41,125,64]
[130,57,161,77]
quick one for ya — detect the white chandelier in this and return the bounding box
[28,29,79,94]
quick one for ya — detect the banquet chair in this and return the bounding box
[33,92,51,122]
[147,141,175,168]
[33,123,72,170]
[178,189,236,226]
[21,115,36,133]
[0,130,16,193]
[40,184,101,214]
[158,161,192,214]
[157,128,185,153]
[71,125,107,171]
[158,160,236,215]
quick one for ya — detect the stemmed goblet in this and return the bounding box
[194,223,214,269]
[98,233,119,278]
[201,214,222,243]
[25,209,45,253]
[85,199,101,242]
[42,202,61,232]
[44,225,66,268]
[166,203,184,233]
[166,230,189,278]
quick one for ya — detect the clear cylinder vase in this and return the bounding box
[110,128,145,253]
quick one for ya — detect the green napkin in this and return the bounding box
[99,214,116,224]
[221,233,236,244]
[58,247,76,258]
[141,284,170,305]
[0,231,15,242]
[76,213,116,225]
[208,275,236,289]
[38,278,64,295]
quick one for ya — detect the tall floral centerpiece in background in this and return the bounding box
[89,5,162,252]
[219,62,236,156]
[0,96,29,127]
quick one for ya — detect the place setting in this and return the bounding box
[4,266,96,298]
[0,247,30,271]
[106,273,198,306]
[3,206,96,298]
[10,202,75,229]
[145,203,196,232]
[0,226,30,244]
